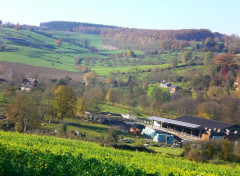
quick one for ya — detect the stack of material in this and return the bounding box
[212,136,223,140]
[168,135,174,144]
[141,127,157,138]
[153,134,174,144]
[153,134,166,143]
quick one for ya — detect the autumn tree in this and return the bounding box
[56,39,62,46]
[205,86,226,100]
[198,101,226,120]
[83,72,97,86]
[127,50,135,58]
[14,23,20,32]
[6,91,41,132]
[204,37,216,48]
[105,88,112,102]
[53,85,76,121]
[76,97,86,117]
[214,54,235,67]
[181,51,192,64]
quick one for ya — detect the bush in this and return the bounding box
[183,139,237,163]
[103,128,119,147]
[59,123,67,135]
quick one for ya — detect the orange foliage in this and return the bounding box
[214,54,234,67]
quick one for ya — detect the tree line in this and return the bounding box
[40,21,119,34]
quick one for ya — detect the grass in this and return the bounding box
[148,146,183,155]
[147,84,169,96]
[172,65,203,75]
[91,64,169,77]
[43,117,140,141]
[101,104,130,114]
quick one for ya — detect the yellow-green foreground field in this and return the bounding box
[0,131,239,176]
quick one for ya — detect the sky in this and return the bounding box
[1,0,239,35]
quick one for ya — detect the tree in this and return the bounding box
[214,54,234,67]
[197,101,225,120]
[83,72,97,87]
[104,128,119,146]
[170,58,178,68]
[205,86,226,101]
[127,50,135,58]
[204,37,216,48]
[83,87,104,114]
[105,88,112,102]
[6,91,41,132]
[84,39,89,48]
[53,85,76,121]
[76,97,87,117]
[181,51,192,64]
[151,86,170,104]
[56,39,62,46]
[0,20,2,26]
[203,52,214,65]
[14,23,20,32]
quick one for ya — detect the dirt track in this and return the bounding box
[102,45,118,50]
[0,61,85,81]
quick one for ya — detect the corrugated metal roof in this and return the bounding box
[176,115,236,130]
[148,116,201,129]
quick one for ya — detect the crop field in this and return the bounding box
[0,131,239,175]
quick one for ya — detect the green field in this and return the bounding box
[42,118,139,140]
[101,104,130,114]
[0,27,107,72]
[0,131,239,175]
[0,27,206,79]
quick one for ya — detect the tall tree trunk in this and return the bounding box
[23,120,28,133]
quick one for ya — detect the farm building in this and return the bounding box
[160,80,180,93]
[234,74,240,91]
[21,78,38,91]
[148,116,239,141]
[0,78,8,84]
[169,84,181,93]
[160,80,171,88]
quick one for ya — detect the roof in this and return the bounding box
[170,85,179,88]
[148,116,201,129]
[175,115,235,130]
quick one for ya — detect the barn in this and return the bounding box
[148,115,239,141]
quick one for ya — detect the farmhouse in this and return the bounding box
[160,80,180,93]
[169,84,180,93]
[160,80,171,88]
[0,78,8,84]
[21,78,38,91]
[148,115,239,141]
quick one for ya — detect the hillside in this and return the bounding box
[1,131,239,176]
[0,26,204,79]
